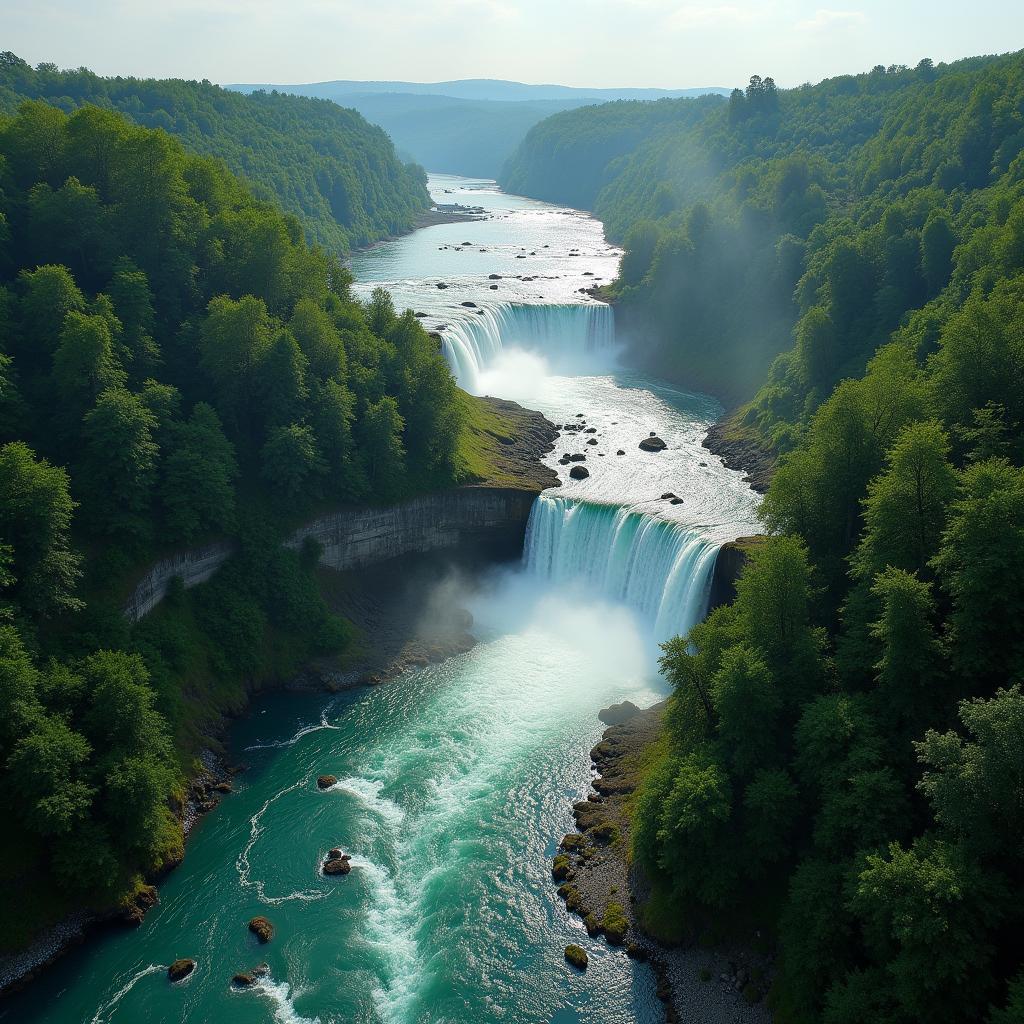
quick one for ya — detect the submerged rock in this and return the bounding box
[316,775,337,790]
[248,916,274,943]
[565,945,588,970]
[168,959,196,982]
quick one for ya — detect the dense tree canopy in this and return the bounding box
[0,99,465,949]
[0,51,429,253]
[545,48,1024,1024]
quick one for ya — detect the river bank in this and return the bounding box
[0,398,558,1000]
[552,702,773,1024]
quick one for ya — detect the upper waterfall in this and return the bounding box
[523,494,721,643]
[440,302,617,391]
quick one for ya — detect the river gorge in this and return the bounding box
[6,175,760,1024]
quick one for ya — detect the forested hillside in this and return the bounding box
[501,53,1013,402]
[508,50,1024,1024]
[231,79,728,179]
[0,100,469,947]
[0,51,429,253]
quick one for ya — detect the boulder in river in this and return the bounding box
[232,972,254,987]
[316,775,337,790]
[584,427,597,433]
[168,959,196,982]
[616,449,625,456]
[638,436,667,452]
[461,301,477,307]
[436,282,448,289]
[323,856,352,876]
[568,453,587,462]
[565,945,589,970]
[660,492,677,500]
[248,916,274,943]
[586,438,598,446]
[488,273,502,279]
[599,700,640,726]
[569,465,590,480]
[489,284,498,289]
[670,497,684,505]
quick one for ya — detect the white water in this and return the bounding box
[524,495,720,642]
[441,302,618,391]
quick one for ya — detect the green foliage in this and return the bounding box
[0,96,462,948]
[0,54,429,253]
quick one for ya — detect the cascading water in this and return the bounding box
[441,302,616,390]
[523,494,721,643]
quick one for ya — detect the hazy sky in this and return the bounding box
[3,1,1022,89]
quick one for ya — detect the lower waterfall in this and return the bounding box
[523,494,720,643]
[441,302,616,390]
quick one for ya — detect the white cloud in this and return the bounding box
[797,8,867,32]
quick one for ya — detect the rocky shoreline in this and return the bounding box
[702,416,775,494]
[553,702,773,1024]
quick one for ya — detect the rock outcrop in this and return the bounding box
[168,959,195,982]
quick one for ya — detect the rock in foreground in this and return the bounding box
[168,958,196,982]
[565,944,589,969]
[639,436,667,452]
[598,701,640,726]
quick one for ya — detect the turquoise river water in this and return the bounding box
[7,175,759,1024]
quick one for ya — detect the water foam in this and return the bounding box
[326,776,406,829]
[90,964,166,1023]
[523,495,720,642]
[245,706,339,751]
[442,302,616,391]
[236,778,327,904]
[248,976,322,1024]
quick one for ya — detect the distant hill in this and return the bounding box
[228,79,730,178]
[0,56,430,253]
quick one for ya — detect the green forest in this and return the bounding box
[0,98,471,946]
[0,52,430,254]
[506,50,1024,1024]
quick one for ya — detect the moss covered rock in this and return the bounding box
[602,902,628,944]
[565,944,588,970]
[551,853,571,881]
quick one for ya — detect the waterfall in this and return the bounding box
[441,303,616,390]
[523,495,720,643]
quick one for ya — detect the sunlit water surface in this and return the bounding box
[8,176,758,1024]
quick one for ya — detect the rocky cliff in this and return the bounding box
[123,398,558,620]
[707,535,767,612]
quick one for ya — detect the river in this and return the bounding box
[6,175,759,1024]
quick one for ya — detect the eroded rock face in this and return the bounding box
[168,959,195,982]
[598,701,640,726]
